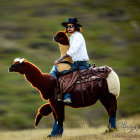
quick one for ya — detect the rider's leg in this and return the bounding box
[63,61,90,104]
[50,65,59,77]
[79,61,91,70]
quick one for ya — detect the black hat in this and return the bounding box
[62,18,82,27]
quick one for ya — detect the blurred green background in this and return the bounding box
[0,0,140,130]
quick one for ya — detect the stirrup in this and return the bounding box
[57,94,63,102]
[57,98,63,102]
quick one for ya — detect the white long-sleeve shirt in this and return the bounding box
[66,31,89,61]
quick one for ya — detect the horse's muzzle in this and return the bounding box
[54,35,58,42]
[8,65,16,72]
[9,67,14,72]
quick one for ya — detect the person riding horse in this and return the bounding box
[50,18,90,104]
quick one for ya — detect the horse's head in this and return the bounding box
[9,58,27,74]
[54,31,69,45]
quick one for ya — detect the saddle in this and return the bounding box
[57,65,111,96]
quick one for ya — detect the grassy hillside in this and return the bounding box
[0,0,140,130]
[0,115,140,140]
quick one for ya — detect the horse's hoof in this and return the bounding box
[47,134,62,137]
[47,134,52,137]
[104,128,118,134]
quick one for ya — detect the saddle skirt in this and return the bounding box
[58,65,112,94]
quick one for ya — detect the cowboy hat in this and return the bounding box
[62,18,82,27]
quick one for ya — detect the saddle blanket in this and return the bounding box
[58,65,111,94]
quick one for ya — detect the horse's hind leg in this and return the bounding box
[99,93,117,130]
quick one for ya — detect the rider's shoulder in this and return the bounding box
[74,31,83,38]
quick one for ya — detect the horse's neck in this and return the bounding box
[24,62,55,100]
[25,63,43,88]
[59,44,73,62]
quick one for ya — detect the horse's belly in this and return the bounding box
[69,81,99,108]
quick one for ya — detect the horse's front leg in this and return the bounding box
[48,102,65,137]
[35,103,52,127]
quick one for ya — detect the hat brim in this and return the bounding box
[62,22,82,27]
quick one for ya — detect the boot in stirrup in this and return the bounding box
[63,93,72,104]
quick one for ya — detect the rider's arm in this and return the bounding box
[54,53,70,66]
[66,33,82,57]
[57,53,70,62]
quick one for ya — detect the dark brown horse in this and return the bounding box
[9,57,120,136]
[8,32,120,137]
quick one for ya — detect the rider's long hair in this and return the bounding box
[75,24,82,32]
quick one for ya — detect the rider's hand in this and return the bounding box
[54,60,60,66]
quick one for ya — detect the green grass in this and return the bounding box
[0,115,140,140]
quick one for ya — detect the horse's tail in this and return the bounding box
[35,103,52,128]
[106,69,120,98]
